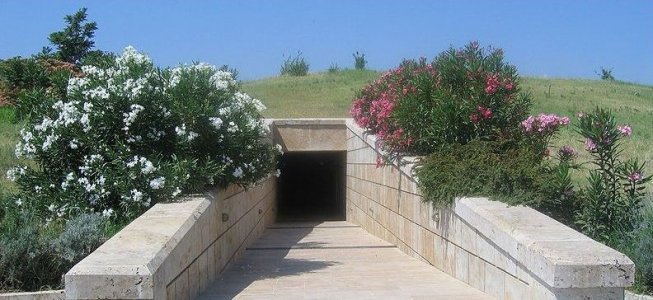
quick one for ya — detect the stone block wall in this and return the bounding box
[345,119,634,300]
[65,176,276,300]
[0,291,64,300]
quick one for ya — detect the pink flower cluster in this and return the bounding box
[485,73,515,95]
[585,138,597,151]
[617,125,632,137]
[558,145,577,160]
[469,106,493,124]
[351,63,433,152]
[521,114,570,134]
[485,74,500,95]
[628,171,643,182]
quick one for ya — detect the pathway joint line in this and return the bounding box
[245,245,397,251]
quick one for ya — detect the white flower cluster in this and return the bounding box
[10,46,279,222]
[234,92,266,113]
[175,123,199,142]
[149,177,166,190]
[126,155,158,175]
[121,189,150,207]
[15,99,95,158]
[123,104,145,131]
[116,46,152,69]
[209,117,223,129]
[5,166,26,182]
[210,70,236,91]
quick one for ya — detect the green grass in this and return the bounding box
[0,107,19,192]
[242,69,380,118]
[523,77,653,173]
[244,71,653,177]
[2,71,653,192]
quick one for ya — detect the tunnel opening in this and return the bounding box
[276,151,347,222]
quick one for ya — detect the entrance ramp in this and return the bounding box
[198,221,493,299]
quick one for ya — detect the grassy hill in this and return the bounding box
[2,70,652,190]
[0,108,19,191]
[242,69,380,118]
[243,70,653,168]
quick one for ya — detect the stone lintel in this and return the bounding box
[271,118,347,152]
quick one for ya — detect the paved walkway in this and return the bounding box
[198,221,493,300]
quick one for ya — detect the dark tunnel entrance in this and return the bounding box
[276,151,347,222]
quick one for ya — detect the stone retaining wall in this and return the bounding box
[64,177,276,300]
[627,291,653,300]
[0,291,64,300]
[345,119,635,300]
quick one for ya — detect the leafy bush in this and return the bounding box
[280,52,309,76]
[328,63,340,73]
[51,213,109,264]
[571,108,650,243]
[0,56,79,118]
[622,203,653,294]
[0,206,109,291]
[415,140,550,208]
[0,57,51,100]
[218,64,239,82]
[0,210,58,291]
[352,42,531,159]
[79,50,116,69]
[349,42,652,294]
[353,51,366,70]
[0,8,106,112]
[597,67,615,81]
[5,46,279,222]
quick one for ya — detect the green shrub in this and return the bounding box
[618,202,653,294]
[218,64,239,82]
[353,51,366,70]
[415,140,550,208]
[280,52,309,76]
[572,108,651,243]
[597,67,615,81]
[0,57,77,119]
[0,203,109,291]
[352,42,531,159]
[328,63,340,73]
[79,50,115,69]
[6,46,280,223]
[0,209,59,291]
[0,57,50,100]
[14,88,58,122]
[51,213,109,264]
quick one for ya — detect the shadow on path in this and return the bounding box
[198,223,341,299]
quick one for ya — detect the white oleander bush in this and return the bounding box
[5,46,280,222]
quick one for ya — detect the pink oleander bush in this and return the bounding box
[349,46,651,271]
[352,42,531,160]
[520,113,570,157]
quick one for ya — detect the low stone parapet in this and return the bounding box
[64,177,275,300]
[345,118,635,300]
[0,291,64,300]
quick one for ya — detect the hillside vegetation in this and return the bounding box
[243,70,653,167]
[2,70,653,190]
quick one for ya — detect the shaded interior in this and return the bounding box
[276,151,346,222]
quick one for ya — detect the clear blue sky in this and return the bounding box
[1,1,652,84]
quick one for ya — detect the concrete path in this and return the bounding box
[198,221,493,300]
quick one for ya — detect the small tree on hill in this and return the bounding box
[48,8,98,65]
[596,67,615,81]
